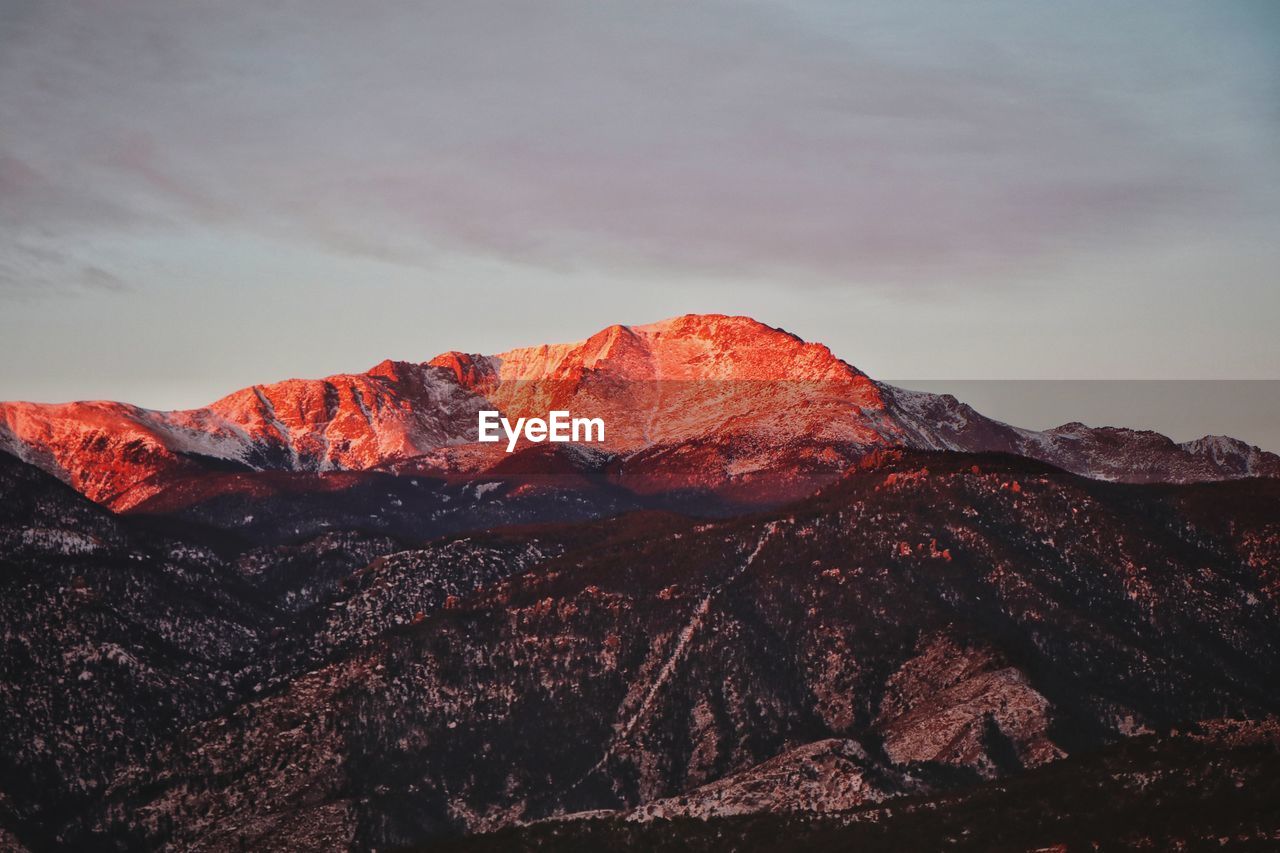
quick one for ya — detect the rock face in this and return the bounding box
[1,315,1275,514]
[874,634,1063,776]
[628,739,919,820]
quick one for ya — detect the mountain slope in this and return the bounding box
[70,451,1280,850]
[0,360,488,509]
[0,449,581,849]
[430,721,1280,852]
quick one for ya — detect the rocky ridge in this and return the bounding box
[2,316,1275,515]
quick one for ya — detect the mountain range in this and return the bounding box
[1,315,1277,851]
[2,316,1276,520]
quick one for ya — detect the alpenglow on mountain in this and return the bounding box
[1,314,1276,513]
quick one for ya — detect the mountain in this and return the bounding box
[2,316,1275,518]
[23,449,1274,850]
[3,315,1279,851]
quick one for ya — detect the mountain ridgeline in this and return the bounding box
[1,315,1275,518]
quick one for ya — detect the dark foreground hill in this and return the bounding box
[3,446,1274,850]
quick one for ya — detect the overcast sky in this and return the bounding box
[2,1,1278,421]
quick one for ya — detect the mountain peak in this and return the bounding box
[630,314,811,353]
[482,314,862,386]
[426,351,496,388]
[633,312,778,333]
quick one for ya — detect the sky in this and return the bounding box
[2,1,1278,435]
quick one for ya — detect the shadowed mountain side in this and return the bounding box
[49,450,1280,850]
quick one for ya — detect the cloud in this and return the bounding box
[80,265,129,292]
[0,0,1278,295]
[0,242,135,298]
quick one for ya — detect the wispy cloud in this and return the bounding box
[2,0,1277,295]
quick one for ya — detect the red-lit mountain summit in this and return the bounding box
[1,315,1276,512]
